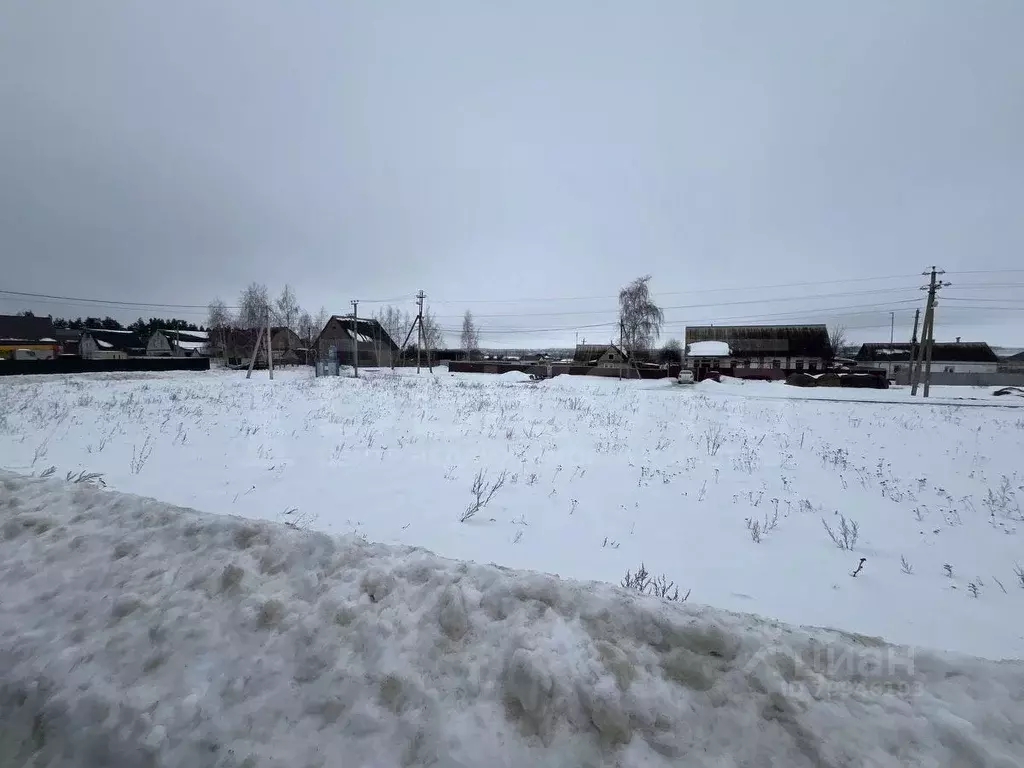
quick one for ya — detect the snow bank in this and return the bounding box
[498,370,534,382]
[687,341,730,357]
[2,473,1023,767]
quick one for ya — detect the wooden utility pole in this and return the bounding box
[911,267,949,397]
[245,326,265,379]
[266,312,274,380]
[351,299,359,378]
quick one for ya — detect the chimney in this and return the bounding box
[955,336,961,343]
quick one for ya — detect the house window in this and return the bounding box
[795,360,804,371]
[943,366,955,373]
[808,361,818,372]
[743,359,751,369]
[772,359,781,369]
[893,365,902,373]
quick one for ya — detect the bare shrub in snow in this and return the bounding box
[37,465,56,479]
[66,470,105,487]
[968,582,980,598]
[982,475,1021,521]
[621,562,689,602]
[130,435,153,475]
[745,510,778,543]
[943,563,954,578]
[460,469,508,522]
[1014,564,1024,588]
[822,514,859,551]
[733,440,760,474]
[702,424,724,456]
[900,555,914,575]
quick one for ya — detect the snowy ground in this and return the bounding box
[1,368,1024,662]
[2,472,1024,767]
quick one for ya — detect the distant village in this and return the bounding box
[2,310,1021,390]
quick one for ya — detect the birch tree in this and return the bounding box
[460,310,480,354]
[237,283,271,329]
[618,275,664,357]
[276,285,300,332]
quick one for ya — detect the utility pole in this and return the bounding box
[351,299,359,378]
[907,307,920,388]
[245,326,265,379]
[911,267,949,397]
[415,290,425,373]
[888,311,895,381]
[266,311,274,380]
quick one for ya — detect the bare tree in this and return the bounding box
[375,305,413,348]
[313,307,329,335]
[237,283,271,329]
[828,324,848,361]
[420,308,445,352]
[276,285,300,332]
[297,311,315,348]
[207,299,232,362]
[618,275,664,358]
[657,338,683,365]
[460,310,480,355]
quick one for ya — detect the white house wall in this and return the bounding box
[861,360,997,374]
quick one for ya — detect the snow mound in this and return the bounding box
[2,473,1024,767]
[498,370,534,382]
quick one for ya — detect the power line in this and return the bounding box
[429,288,922,319]
[0,289,230,310]
[944,269,1024,276]
[430,273,921,304]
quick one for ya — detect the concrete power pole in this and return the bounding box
[266,311,274,380]
[351,299,359,379]
[415,290,425,373]
[911,267,949,397]
[888,311,895,381]
[908,308,920,389]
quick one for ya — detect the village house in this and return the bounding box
[55,328,83,357]
[317,316,398,368]
[1002,350,1024,372]
[572,343,628,368]
[79,329,146,359]
[854,340,1000,375]
[224,327,302,366]
[0,314,58,360]
[684,325,832,380]
[146,329,210,357]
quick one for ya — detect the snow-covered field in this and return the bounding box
[3,471,1024,767]
[2,368,1024,662]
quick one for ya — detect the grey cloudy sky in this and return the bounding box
[2,1,1022,348]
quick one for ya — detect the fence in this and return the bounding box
[0,357,211,377]
[892,371,1024,388]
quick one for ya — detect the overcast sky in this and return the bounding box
[2,1,1022,348]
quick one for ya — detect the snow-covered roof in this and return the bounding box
[95,339,113,349]
[345,328,376,344]
[174,340,207,351]
[159,329,208,340]
[688,340,731,357]
[39,338,56,343]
